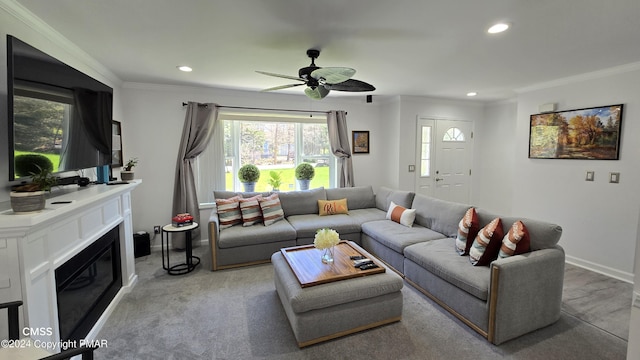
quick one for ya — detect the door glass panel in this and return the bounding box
[420,125,432,177]
[443,127,465,142]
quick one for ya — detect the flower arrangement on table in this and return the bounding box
[314,228,340,264]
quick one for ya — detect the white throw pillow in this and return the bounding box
[386,201,416,227]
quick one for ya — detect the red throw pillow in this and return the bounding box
[455,207,480,255]
[498,220,531,258]
[469,218,505,266]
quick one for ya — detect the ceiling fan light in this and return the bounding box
[488,23,509,34]
[467,92,478,97]
[177,65,193,72]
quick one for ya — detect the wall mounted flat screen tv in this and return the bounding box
[6,35,113,181]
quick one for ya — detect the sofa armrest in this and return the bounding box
[488,246,565,344]
[208,212,220,271]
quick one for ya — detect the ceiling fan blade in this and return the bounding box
[304,86,330,100]
[256,70,305,82]
[324,79,376,92]
[310,67,355,85]
[261,83,306,92]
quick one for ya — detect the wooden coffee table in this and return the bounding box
[280,241,385,287]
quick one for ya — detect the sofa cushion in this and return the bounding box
[404,239,491,301]
[498,220,531,258]
[218,218,297,248]
[278,187,326,216]
[469,218,505,266]
[325,186,376,210]
[347,208,387,224]
[318,198,349,216]
[287,214,362,238]
[239,195,263,227]
[386,201,416,227]
[375,186,415,211]
[361,220,445,254]
[260,193,285,226]
[411,194,470,238]
[216,196,242,229]
[455,207,480,255]
[476,209,562,251]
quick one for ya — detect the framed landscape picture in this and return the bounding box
[352,130,370,154]
[528,104,623,160]
[111,120,123,167]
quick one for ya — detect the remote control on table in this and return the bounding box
[358,263,379,270]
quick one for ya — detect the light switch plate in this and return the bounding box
[585,171,594,181]
[610,172,620,183]
[408,165,415,172]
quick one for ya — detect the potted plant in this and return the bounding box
[238,164,260,192]
[267,171,282,191]
[121,158,138,181]
[10,165,58,213]
[295,163,315,190]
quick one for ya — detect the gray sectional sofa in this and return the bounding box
[207,186,564,345]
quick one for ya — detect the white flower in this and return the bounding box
[314,228,340,250]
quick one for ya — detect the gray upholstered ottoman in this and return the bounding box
[271,243,404,347]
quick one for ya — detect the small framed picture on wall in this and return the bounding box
[352,130,370,154]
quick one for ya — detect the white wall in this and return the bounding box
[0,3,123,202]
[119,83,388,236]
[511,69,640,280]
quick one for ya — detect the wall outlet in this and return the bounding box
[154,226,161,234]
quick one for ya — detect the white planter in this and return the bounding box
[120,171,135,181]
[10,191,46,213]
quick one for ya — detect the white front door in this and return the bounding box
[415,118,473,203]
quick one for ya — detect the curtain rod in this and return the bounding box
[181,102,333,114]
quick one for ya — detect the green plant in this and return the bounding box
[267,171,282,190]
[124,158,138,171]
[238,164,260,183]
[13,165,58,192]
[295,163,315,180]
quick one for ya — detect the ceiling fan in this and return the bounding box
[257,49,375,100]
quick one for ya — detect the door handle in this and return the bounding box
[435,178,444,182]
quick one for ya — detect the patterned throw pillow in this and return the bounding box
[259,193,285,226]
[498,220,531,258]
[469,218,505,266]
[386,201,416,227]
[239,195,263,227]
[216,196,242,229]
[318,198,349,216]
[455,207,480,255]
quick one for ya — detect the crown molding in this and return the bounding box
[515,62,640,94]
[1,0,122,87]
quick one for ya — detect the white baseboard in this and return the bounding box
[565,255,634,284]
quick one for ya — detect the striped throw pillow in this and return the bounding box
[469,218,504,266]
[498,220,531,258]
[240,195,263,227]
[386,201,416,227]
[259,193,284,226]
[455,207,480,255]
[216,196,242,229]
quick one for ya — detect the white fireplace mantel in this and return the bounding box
[0,180,141,346]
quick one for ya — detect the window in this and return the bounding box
[196,111,335,202]
[419,125,432,177]
[443,127,465,142]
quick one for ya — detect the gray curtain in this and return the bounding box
[327,110,354,187]
[172,102,219,248]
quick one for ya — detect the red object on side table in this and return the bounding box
[172,213,194,227]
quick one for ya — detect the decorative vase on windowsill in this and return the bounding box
[295,163,315,191]
[238,164,260,192]
[314,228,340,264]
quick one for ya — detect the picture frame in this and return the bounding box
[352,130,370,154]
[529,104,623,160]
[111,120,123,167]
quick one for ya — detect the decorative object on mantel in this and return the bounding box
[295,163,315,190]
[10,165,58,213]
[238,164,260,192]
[352,130,370,154]
[314,228,340,264]
[120,157,138,181]
[529,104,623,160]
[267,171,282,191]
[111,120,123,167]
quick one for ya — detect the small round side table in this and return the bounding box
[161,222,200,275]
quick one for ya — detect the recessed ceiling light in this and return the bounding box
[467,92,478,97]
[177,66,193,72]
[488,23,509,34]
